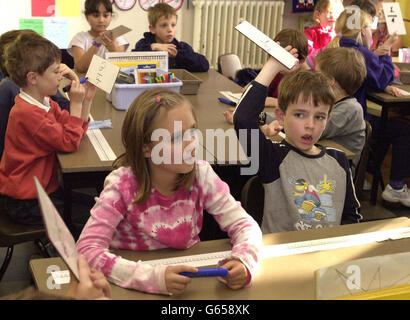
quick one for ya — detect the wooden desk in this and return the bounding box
[57,70,354,228]
[29,217,410,300]
[366,84,410,205]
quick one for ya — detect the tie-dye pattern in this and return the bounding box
[77,160,262,295]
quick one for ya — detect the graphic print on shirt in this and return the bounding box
[289,174,336,230]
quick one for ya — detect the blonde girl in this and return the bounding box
[67,0,129,73]
[77,89,262,295]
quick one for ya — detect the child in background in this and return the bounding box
[0,32,96,225]
[330,8,410,207]
[68,0,129,73]
[222,28,309,124]
[316,47,367,175]
[0,29,75,160]
[304,0,344,68]
[133,3,209,72]
[77,89,262,295]
[233,51,361,234]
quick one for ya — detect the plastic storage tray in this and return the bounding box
[111,79,183,110]
[395,63,410,84]
[169,69,202,95]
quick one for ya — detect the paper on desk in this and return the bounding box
[395,87,410,96]
[382,3,407,35]
[87,115,116,161]
[235,21,298,69]
[86,55,120,94]
[88,119,112,130]
[219,91,242,104]
[94,25,131,43]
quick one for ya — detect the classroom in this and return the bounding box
[0,0,409,303]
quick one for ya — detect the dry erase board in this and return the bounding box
[0,0,153,49]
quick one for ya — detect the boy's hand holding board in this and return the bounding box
[235,21,299,70]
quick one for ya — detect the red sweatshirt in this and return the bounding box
[0,94,88,199]
[304,24,336,57]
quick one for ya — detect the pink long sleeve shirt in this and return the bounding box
[77,160,262,295]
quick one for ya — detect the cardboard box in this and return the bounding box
[395,62,410,84]
[169,69,202,95]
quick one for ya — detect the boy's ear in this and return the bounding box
[149,25,156,34]
[26,71,37,85]
[274,107,285,126]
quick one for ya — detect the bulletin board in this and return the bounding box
[0,0,90,48]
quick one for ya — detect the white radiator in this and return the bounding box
[192,0,285,70]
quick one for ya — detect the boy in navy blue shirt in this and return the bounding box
[133,3,209,72]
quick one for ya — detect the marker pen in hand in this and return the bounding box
[63,77,88,92]
[180,268,229,278]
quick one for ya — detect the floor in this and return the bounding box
[0,155,409,298]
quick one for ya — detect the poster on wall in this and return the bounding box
[293,0,317,13]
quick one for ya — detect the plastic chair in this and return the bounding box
[240,175,264,226]
[354,120,373,200]
[217,53,242,80]
[0,197,47,282]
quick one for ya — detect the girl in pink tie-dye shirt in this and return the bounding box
[77,89,262,295]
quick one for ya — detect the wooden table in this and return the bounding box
[57,70,354,228]
[29,217,410,300]
[366,84,410,204]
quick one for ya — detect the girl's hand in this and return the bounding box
[165,265,197,295]
[100,32,118,51]
[260,120,283,138]
[220,259,248,290]
[151,43,178,57]
[385,85,403,98]
[60,63,79,82]
[222,107,235,124]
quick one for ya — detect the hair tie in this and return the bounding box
[155,95,161,103]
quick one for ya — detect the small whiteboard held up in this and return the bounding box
[382,2,407,35]
[86,55,120,94]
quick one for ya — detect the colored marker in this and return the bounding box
[63,77,88,92]
[218,97,237,107]
[180,268,229,278]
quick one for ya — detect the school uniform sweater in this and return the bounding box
[76,160,262,295]
[339,37,395,115]
[0,93,88,199]
[132,32,209,72]
[321,96,366,171]
[233,81,361,234]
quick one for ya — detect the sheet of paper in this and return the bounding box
[44,18,69,49]
[86,55,120,94]
[219,91,242,104]
[395,87,410,96]
[55,0,81,17]
[31,0,55,17]
[95,25,132,43]
[382,2,407,35]
[19,18,44,35]
[235,21,298,70]
[34,177,79,280]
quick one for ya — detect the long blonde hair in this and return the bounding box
[328,6,373,47]
[114,89,197,204]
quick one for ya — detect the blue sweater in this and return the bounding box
[339,38,394,115]
[132,32,209,72]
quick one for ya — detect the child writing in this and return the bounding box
[76,88,262,295]
[132,3,209,72]
[329,8,410,207]
[0,29,75,160]
[304,0,344,69]
[233,50,361,234]
[315,47,367,175]
[0,32,96,225]
[68,0,129,73]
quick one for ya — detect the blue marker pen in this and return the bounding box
[63,77,88,92]
[218,97,237,107]
[180,268,229,278]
